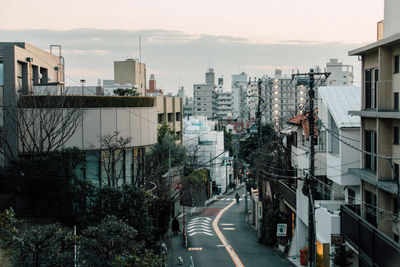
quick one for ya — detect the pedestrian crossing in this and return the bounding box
[187,217,213,237]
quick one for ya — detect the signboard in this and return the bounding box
[223,157,233,161]
[276,223,287,237]
[258,201,263,218]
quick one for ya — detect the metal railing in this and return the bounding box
[341,204,400,266]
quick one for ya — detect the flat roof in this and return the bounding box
[349,32,400,56]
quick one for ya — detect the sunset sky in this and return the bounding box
[0,0,384,94]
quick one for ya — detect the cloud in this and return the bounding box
[0,28,364,95]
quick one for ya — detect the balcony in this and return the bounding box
[349,109,400,119]
[349,168,398,194]
[341,204,400,266]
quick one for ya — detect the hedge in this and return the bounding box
[19,95,155,108]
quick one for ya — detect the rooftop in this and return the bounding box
[319,86,361,128]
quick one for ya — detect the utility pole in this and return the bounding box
[256,78,263,243]
[80,79,86,96]
[244,163,249,214]
[292,69,330,267]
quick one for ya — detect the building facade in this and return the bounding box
[114,59,146,96]
[156,96,183,143]
[231,72,248,120]
[325,58,354,86]
[193,68,216,119]
[0,42,65,165]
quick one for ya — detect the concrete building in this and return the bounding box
[193,68,216,119]
[325,58,354,86]
[215,77,232,120]
[264,70,297,128]
[183,116,232,193]
[231,72,248,120]
[183,97,194,119]
[114,59,146,96]
[156,96,183,143]
[342,1,400,265]
[0,42,65,165]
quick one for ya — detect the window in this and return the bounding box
[175,112,181,121]
[394,127,399,145]
[395,92,399,110]
[158,114,164,123]
[348,188,355,204]
[365,68,378,109]
[394,163,399,181]
[394,55,399,74]
[365,190,377,227]
[365,130,377,172]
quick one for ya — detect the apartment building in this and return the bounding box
[215,77,232,120]
[156,96,183,143]
[343,0,400,265]
[231,72,248,120]
[0,42,65,165]
[193,68,216,119]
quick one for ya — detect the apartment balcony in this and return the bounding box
[341,204,400,266]
[349,109,400,119]
[348,168,398,194]
[33,82,64,95]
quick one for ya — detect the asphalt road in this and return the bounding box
[168,187,293,267]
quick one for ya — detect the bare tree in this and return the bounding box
[0,95,87,161]
[100,131,130,187]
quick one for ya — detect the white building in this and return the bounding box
[215,77,232,120]
[183,116,232,193]
[287,86,361,264]
[325,58,354,86]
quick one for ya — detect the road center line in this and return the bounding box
[212,200,244,267]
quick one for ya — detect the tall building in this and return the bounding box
[114,59,146,96]
[215,77,232,120]
[343,0,400,265]
[264,70,298,128]
[193,68,216,119]
[205,68,215,85]
[325,58,354,86]
[231,72,248,119]
[148,74,156,94]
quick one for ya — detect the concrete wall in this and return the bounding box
[64,107,157,150]
[114,60,146,96]
[383,0,400,38]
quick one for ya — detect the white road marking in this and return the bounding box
[188,232,213,236]
[222,227,236,230]
[220,223,235,226]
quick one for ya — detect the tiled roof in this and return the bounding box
[287,111,318,138]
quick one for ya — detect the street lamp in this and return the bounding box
[80,79,86,95]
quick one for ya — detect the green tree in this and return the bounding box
[182,169,209,206]
[114,87,140,96]
[224,128,234,155]
[8,223,76,266]
[79,215,144,266]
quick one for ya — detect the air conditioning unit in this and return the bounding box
[26,57,33,62]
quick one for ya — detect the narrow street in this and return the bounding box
[168,188,293,267]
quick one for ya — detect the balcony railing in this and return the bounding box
[341,204,400,266]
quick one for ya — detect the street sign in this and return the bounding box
[174,181,182,190]
[223,157,233,161]
[276,223,287,237]
[258,201,263,218]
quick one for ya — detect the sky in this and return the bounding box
[0,0,384,95]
